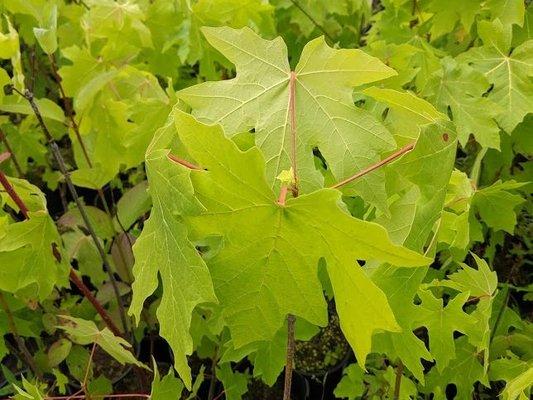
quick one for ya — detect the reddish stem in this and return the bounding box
[0,165,123,338]
[42,394,150,400]
[330,142,415,189]
[0,151,11,164]
[167,153,202,170]
[212,390,226,400]
[289,71,298,195]
[277,186,289,206]
[69,270,123,337]
[0,168,30,219]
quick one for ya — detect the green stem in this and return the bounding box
[470,147,487,188]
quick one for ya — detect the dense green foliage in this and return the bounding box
[0,1,531,399]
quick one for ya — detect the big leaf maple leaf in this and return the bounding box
[174,111,430,366]
[129,116,217,388]
[179,26,397,212]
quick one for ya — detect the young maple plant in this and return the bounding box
[0,1,530,399]
[129,27,447,396]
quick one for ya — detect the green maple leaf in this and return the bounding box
[13,378,46,400]
[423,57,502,149]
[174,111,429,367]
[179,26,398,212]
[490,356,533,400]
[428,254,498,370]
[217,364,249,400]
[362,87,448,143]
[501,367,533,400]
[58,44,171,189]
[472,180,526,233]
[0,18,24,90]
[172,0,275,78]
[459,19,533,132]
[80,0,152,52]
[426,0,480,39]
[372,266,433,383]
[58,316,145,368]
[334,363,365,400]
[150,364,185,400]
[487,0,526,27]
[0,210,67,300]
[436,254,498,298]
[423,337,487,400]
[32,5,58,55]
[414,290,476,371]
[128,115,217,389]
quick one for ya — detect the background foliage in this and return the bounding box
[0,0,531,399]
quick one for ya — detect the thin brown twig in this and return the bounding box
[65,389,83,400]
[0,167,30,219]
[69,270,122,337]
[330,142,416,189]
[82,343,97,393]
[393,360,403,400]
[212,390,226,400]
[48,54,92,169]
[283,314,296,400]
[0,293,42,379]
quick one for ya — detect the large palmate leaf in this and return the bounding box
[179,26,398,212]
[129,115,217,388]
[459,19,533,132]
[173,111,430,367]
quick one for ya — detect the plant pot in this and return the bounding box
[294,306,352,379]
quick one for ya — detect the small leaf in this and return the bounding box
[32,6,57,55]
[58,316,145,369]
[150,361,184,400]
[48,338,72,367]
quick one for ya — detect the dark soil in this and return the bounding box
[295,309,351,376]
